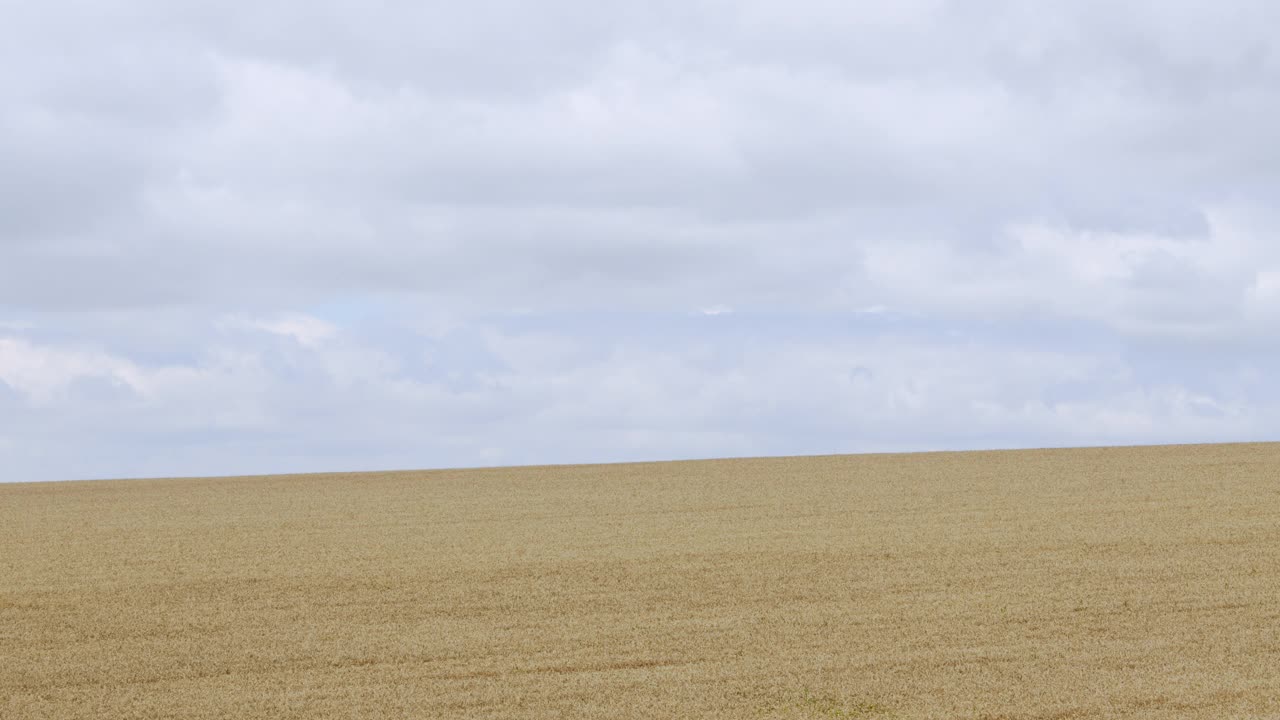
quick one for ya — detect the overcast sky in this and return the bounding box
[3,1,1279,481]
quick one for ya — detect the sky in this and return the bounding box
[3,1,1279,482]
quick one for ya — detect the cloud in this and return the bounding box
[220,313,338,348]
[2,1,1279,480]
[10,0,1280,317]
[2,309,1274,482]
[0,337,143,407]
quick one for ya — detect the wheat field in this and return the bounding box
[3,442,1279,719]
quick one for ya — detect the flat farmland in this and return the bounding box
[3,443,1279,719]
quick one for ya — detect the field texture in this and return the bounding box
[3,443,1280,719]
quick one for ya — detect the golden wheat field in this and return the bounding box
[3,442,1280,719]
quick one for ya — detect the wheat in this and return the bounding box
[3,443,1279,718]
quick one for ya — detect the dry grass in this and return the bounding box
[3,442,1280,719]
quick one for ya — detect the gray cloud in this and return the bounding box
[2,1,1279,480]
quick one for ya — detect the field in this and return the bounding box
[3,442,1279,719]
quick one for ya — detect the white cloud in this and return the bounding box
[1,311,1275,482]
[220,313,338,348]
[3,1,1280,480]
[0,337,143,407]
